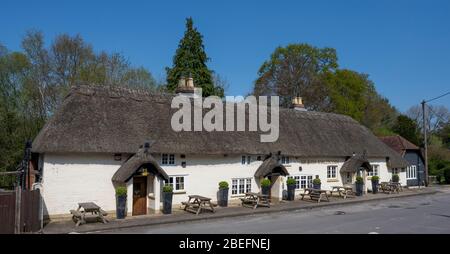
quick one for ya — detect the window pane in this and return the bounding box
[169,154,175,165]
[177,177,184,190]
[247,156,251,164]
[239,179,245,194]
[232,179,237,194]
[246,178,252,193]
[162,154,168,165]
[242,156,246,165]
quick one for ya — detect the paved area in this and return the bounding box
[42,187,441,234]
[104,189,450,234]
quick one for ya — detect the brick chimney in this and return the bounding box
[291,96,307,111]
[175,75,201,98]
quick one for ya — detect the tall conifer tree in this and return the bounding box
[166,17,223,97]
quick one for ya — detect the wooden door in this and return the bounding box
[132,176,147,216]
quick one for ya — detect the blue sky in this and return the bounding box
[1,0,449,111]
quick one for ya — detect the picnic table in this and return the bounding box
[330,186,354,199]
[182,195,216,215]
[240,192,270,209]
[379,182,401,194]
[70,202,108,227]
[300,188,330,203]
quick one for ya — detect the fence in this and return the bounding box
[0,188,42,234]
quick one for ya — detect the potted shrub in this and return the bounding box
[371,176,380,194]
[355,176,364,196]
[162,184,173,214]
[115,186,127,219]
[286,178,296,201]
[312,177,321,190]
[261,179,271,196]
[218,181,229,207]
[392,174,400,183]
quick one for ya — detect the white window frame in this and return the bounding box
[281,156,290,165]
[288,175,313,190]
[165,175,185,191]
[161,154,175,165]
[241,155,251,165]
[231,178,252,195]
[368,164,379,176]
[392,168,399,175]
[327,165,337,179]
[407,165,417,179]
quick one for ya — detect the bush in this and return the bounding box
[261,179,271,187]
[219,181,229,189]
[163,184,173,193]
[286,178,296,185]
[115,186,127,197]
[371,176,380,181]
[444,167,450,184]
[312,178,321,185]
[355,176,364,184]
[392,174,400,183]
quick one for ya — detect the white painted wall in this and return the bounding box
[41,153,122,216]
[154,154,263,206]
[41,153,396,216]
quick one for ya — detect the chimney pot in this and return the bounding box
[291,96,307,111]
[178,76,186,88]
[186,77,194,88]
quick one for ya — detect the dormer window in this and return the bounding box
[241,155,251,165]
[162,154,175,165]
[281,156,290,165]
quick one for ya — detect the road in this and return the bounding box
[103,190,450,234]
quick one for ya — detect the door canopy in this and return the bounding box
[112,143,169,184]
[254,154,289,178]
[340,154,372,173]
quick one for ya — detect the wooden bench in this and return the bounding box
[182,195,215,215]
[300,188,330,203]
[379,182,400,194]
[70,202,109,227]
[241,192,270,209]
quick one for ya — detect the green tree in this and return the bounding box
[323,69,369,122]
[253,43,338,109]
[392,115,421,145]
[166,17,223,97]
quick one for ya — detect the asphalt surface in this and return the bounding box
[102,189,450,234]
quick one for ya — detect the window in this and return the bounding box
[232,178,252,195]
[392,168,399,175]
[368,164,379,176]
[288,175,313,189]
[165,176,185,191]
[327,166,337,179]
[281,156,290,165]
[241,156,251,165]
[407,165,417,179]
[161,154,175,165]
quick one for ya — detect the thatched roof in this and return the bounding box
[112,146,169,183]
[340,154,372,173]
[254,155,289,178]
[32,85,408,168]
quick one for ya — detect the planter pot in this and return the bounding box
[313,183,321,190]
[116,195,127,219]
[355,182,364,196]
[371,180,379,194]
[218,188,229,207]
[162,192,173,214]
[287,184,296,201]
[261,186,271,196]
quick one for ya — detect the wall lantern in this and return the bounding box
[141,168,149,176]
[114,153,122,161]
[299,166,302,172]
